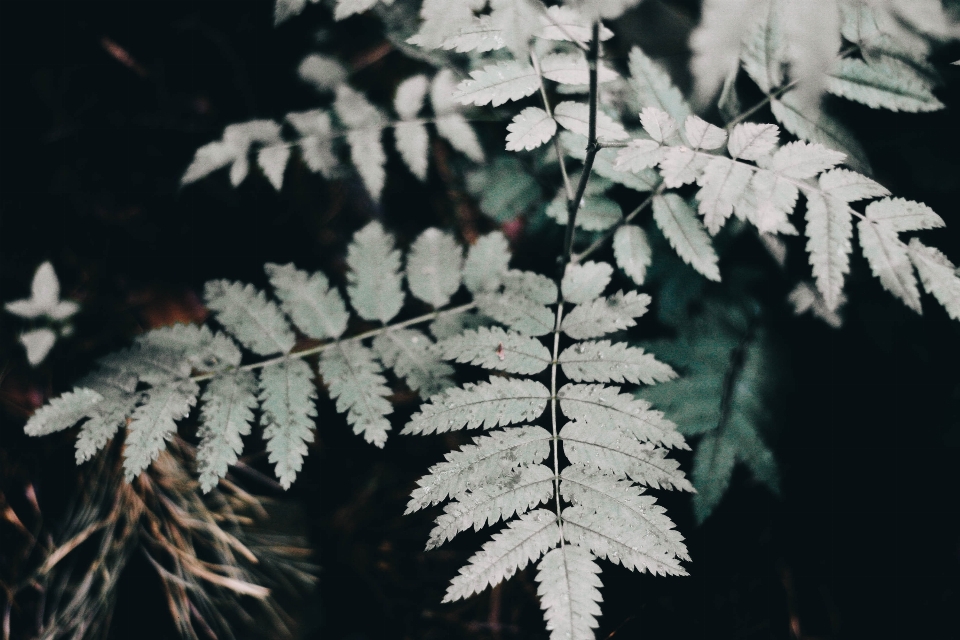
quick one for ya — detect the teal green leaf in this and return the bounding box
[124,379,199,481]
[319,342,392,447]
[205,280,295,356]
[559,340,676,386]
[347,221,405,324]
[197,370,258,493]
[265,262,349,340]
[406,228,464,308]
[259,358,317,489]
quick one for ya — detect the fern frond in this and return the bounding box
[197,370,258,493]
[454,61,540,107]
[463,231,511,293]
[402,377,550,436]
[346,221,406,324]
[697,157,755,234]
[427,465,554,549]
[476,290,555,337]
[560,291,651,340]
[683,115,727,150]
[372,328,454,397]
[23,388,103,436]
[319,343,392,447]
[553,102,629,141]
[395,121,430,180]
[857,219,922,312]
[536,544,603,640]
[827,58,944,113]
[558,340,676,386]
[407,426,553,512]
[652,193,722,282]
[770,94,870,174]
[406,228,464,308]
[124,380,199,481]
[436,326,552,375]
[506,107,558,152]
[75,380,141,463]
[627,46,691,123]
[265,262,349,340]
[259,358,317,488]
[864,198,944,233]
[205,280,295,356]
[908,239,960,320]
[136,324,242,374]
[443,509,561,602]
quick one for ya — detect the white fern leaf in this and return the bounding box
[536,544,603,640]
[770,141,845,179]
[347,221,405,324]
[265,263,348,340]
[683,115,727,150]
[740,0,787,93]
[559,341,676,386]
[561,291,651,340]
[690,431,737,522]
[436,326,552,375]
[626,46,691,123]
[818,168,889,202]
[908,239,960,320]
[406,426,553,511]
[658,147,710,188]
[558,383,686,449]
[488,0,542,56]
[454,61,539,107]
[287,110,338,176]
[136,324,242,374]
[562,504,686,576]
[75,383,141,463]
[614,139,663,173]
[858,219,922,312]
[827,58,944,112]
[864,198,944,233]
[182,120,282,186]
[394,121,430,181]
[124,379,199,481]
[538,5,614,44]
[476,291,555,337]
[97,343,188,387]
[547,193,623,232]
[442,15,505,53]
[372,328,454,397]
[727,123,779,160]
[640,107,678,144]
[464,231,512,293]
[347,128,387,200]
[803,191,852,311]
[506,107,557,152]
[427,465,554,549]
[394,74,429,119]
[553,102,629,141]
[335,85,382,128]
[407,0,479,49]
[443,509,561,602]
[6,262,79,320]
[504,270,559,304]
[562,132,660,192]
[562,262,613,304]
[697,157,755,234]
[560,465,688,557]
[770,94,871,174]
[259,358,317,488]
[731,168,797,235]
[560,421,694,491]
[319,343,393,446]
[257,144,290,190]
[406,228,464,307]
[334,0,391,21]
[402,377,550,436]
[24,388,102,436]
[197,370,258,493]
[613,225,652,286]
[540,52,618,86]
[205,280,295,356]
[297,53,347,90]
[436,114,485,162]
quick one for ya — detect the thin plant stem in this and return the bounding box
[531,51,574,201]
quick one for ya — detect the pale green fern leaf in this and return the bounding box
[827,58,944,112]
[561,504,687,576]
[260,358,317,488]
[560,421,693,491]
[770,94,870,174]
[75,383,141,464]
[614,139,663,173]
[506,107,557,152]
[372,328,454,396]
[427,464,554,549]
[803,190,852,311]
[858,219,922,312]
[553,102,629,141]
[197,370,258,493]
[727,123,779,161]
[124,379,199,481]
[818,168,889,202]
[407,0,478,49]
[265,262,349,340]
[640,107,678,144]
[540,52,618,86]
[560,465,688,558]
[658,146,710,188]
[441,15,505,53]
[434,112,485,162]
[627,46,691,123]
[23,388,103,436]
[257,144,290,190]
[652,193,722,282]
[538,5,614,44]
[136,324,242,373]
[454,61,539,107]
[864,198,944,233]
[99,343,191,386]
[558,383,686,450]
[562,262,613,305]
[547,193,623,231]
[562,132,661,192]
[476,290,555,337]
[536,544,603,640]
[436,326,551,375]
[347,221,405,324]
[205,280,295,356]
[558,340,676,386]
[463,231,511,293]
[736,169,798,235]
[908,239,960,320]
[561,291,651,340]
[402,377,550,436]
[770,141,845,179]
[394,74,428,120]
[395,121,430,180]
[697,157,755,234]
[406,426,553,512]
[683,115,727,151]
[319,343,392,447]
[740,0,786,94]
[335,86,387,199]
[443,509,561,602]
[406,228,464,308]
[613,225,652,286]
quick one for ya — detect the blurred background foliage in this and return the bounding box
[2,1,960,638]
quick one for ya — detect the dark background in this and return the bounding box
[1,1,960,639]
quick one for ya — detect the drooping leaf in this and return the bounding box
[259,358,317,488]
[858,219,922,312]
[265,262,349,340]
[197,370,258,493]
[803,190,852,311]
[124,380,199,481]
[347,221,406,324]
[319,343,393,447]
